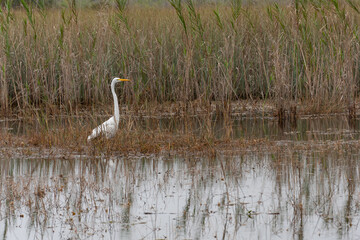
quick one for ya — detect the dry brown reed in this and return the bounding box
[0,0,360,116]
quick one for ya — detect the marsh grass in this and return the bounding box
[1,0,360,116]
[21,113,223,154]
[1,108,358,157]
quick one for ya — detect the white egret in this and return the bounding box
[87,77,130,142]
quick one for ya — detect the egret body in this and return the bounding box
[87,78,130,142]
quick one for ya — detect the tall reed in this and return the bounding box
[0,0,360,113]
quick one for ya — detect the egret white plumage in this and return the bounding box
[87,77,130,142]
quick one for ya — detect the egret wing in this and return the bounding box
[87,116,118,141]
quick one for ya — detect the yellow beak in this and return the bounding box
[119,79,130,82]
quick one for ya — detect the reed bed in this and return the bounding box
[1,0,360,114]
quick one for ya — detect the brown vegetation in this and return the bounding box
[1,103,359,158]
[0,0,360,116]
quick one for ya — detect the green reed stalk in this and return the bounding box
[20,0,36,40]
[0,0,12,110]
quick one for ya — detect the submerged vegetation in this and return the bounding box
[0,0,360,116]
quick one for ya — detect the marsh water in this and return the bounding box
[1,114,360,239]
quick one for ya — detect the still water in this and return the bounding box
[1,114,360,239]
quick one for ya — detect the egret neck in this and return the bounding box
[111,78,120,127]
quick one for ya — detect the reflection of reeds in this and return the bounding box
[0,1,360,114]
[1,148,358,239]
